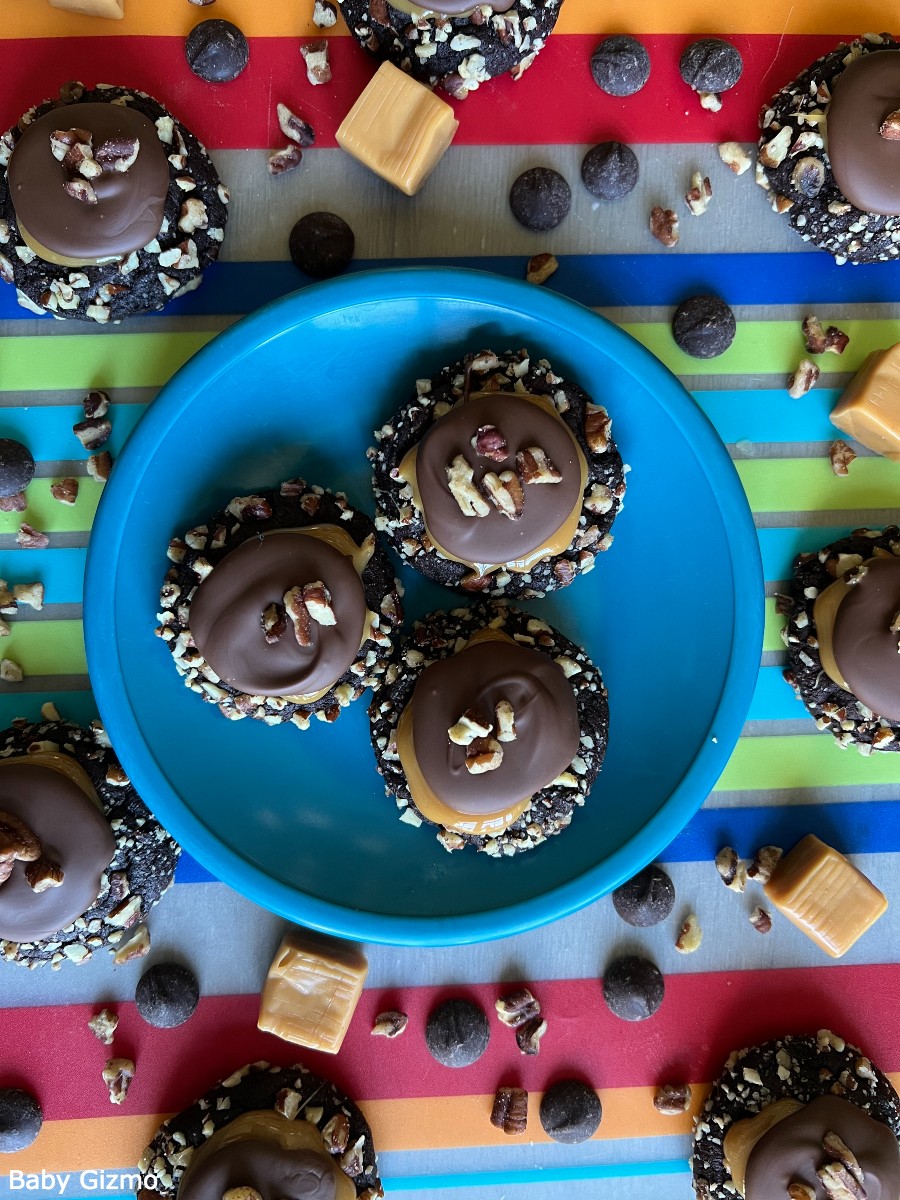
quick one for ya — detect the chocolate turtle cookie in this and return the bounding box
[369,601,607,856]
[157,480,403,728]
[0,81,228,321]
[782,528,900,752]
[370,348,625,598]
[0,714,180,968]
[757,35,900,264]
[336,0,564,98]
[692,1029,900,1200]
[137,1061,382,1200]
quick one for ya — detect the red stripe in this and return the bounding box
[4,964,900,1122]
[1,33,842,150]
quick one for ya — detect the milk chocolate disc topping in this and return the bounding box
[0,764,115,943]
[189,531,367,698]
[832,555,900,721]
[745,1094,900,1200]
[178,1140,337,1200]
[7,103,169,261]
[415,392,583,567]
[828,49,900,215]
[411,639,580,813]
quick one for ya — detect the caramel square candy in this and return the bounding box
[830,342,900,460]
[763,834,887,957]
[48,0,124,16]
[336,62,459,196]
[258,928,367,1054]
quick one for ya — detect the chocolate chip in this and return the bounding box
[612,864,675,927]
[672,295,737,359]
[135,963,199,1028]
[602,955,665,1021]
[580,142,639,201]
[425,998,490,1067]
[288,211,355,279]
[590,35,651,97]
[0,439,35,499]
[679,38,743,94]
[0,1088,43,1152]
[185,19,250,83]
[509,168,571,232]
[539,1079,602,1143]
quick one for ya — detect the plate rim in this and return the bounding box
[85,265,764,946]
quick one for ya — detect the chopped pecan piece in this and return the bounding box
[650,206,679,247]
[517,446,561,484]
[830,440,856,477]
[584,403,611,454]
[16,523,49,549]
[302,581,336,626]
[0,811,41,885]
[749,906,773,933]
[112,923,151,965]
[88,1008,119,1046]
[675,913,703,953]
[718,141,751,174]
[699,90,722,111]
[223,1190,262,1200]
[822,1131,865,1187]
[759,126,792,168]
[24,856,64,893]
[301,39,332,85]
[483,470,525,519]
[276,103,316,147]
[471,424,508,462]
[178,197,208,234]
[0,492,26,512]
[73,416,112,450]
[526,252,558,285]
[0,658,23,683]
[879,110,900,140]
[494,698,517,742]
[87,452,112,482]
[495,987,540,1027]
[371,1010,408,1038]
[226,494,272,521]
[102,1058,135,1105]
[715,845,746,892]
[515,1015,547,1055]
[446,454,491,517]
[788,1184,817,1200]
[312,0,337,25]
[448,707,493,746]
[95,136,140,173]
[746,844,782,884]
[322,1111,350,1154]
[685,171,713,215]
[83,389,110,418]
[64,178,98,205]
[267,145,303,177]
[818,1161,866,1200]
[284,586,312,647]
[787,359,820,398]
[50,127,91,161]
[465,736,504,774]
[262,602,288,644]
[653,1083,692,1115]
[491,1086,528,1135]
[63,139,101,180]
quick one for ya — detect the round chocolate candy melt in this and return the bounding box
[6,103,169,264]
[679,38,743,93]
[185,19,250,83]
[539,1080,602,1144]
[827,48,900,216]
[0,439,34,498]
[289,211,355,279]
[672,295,737,359]
[832,555,900,722]
[136,962,199,1028]
[612,865,675,927]
[0,1088,42,1153]
[590,35,651,96]
[602,955,665,1021]
[581,141,639,201]
[509,167,571,232]
[425,998,490,1067]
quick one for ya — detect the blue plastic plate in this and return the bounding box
[85,267,763,946]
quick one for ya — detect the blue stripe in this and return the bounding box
[0,690,97,729]
[5,254,900,320]
[382,1161,691,1190]
[695,390,842,444]
[756,527,856,582]
[0,547,87,603]
[748,666,800,723]
[175,852,218,883]
[0,405,145,461]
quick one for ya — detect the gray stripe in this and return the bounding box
[6,603,82,621]
[0,386,159,408]
[34,461,89,478]
[0,532,90,549]
[0,673,91,693]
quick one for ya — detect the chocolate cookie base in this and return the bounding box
[0,83,228,321]
[757,36,900,264]
[692,1030,900,1200]
[369,601,608,856]
[0,717,180,968]
[337,0,562,97]
[157,481,403,727]
[782,527,900,752]
[370,347,626,599]
[137,1061,382,1200]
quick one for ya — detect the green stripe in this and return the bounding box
[1,621,86,674]
[0,332,212,392]
[736,457,900,513]
[763,597,784,654]
[0,480,103,534]
[716,734,900,791]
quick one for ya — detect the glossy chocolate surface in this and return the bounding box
[833,555,900,721]
[829,49,900,215]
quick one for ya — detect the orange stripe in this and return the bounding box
[4,0,884,38]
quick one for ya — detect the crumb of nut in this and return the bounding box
[86,452,112,483]
[51,477,79,506]
[267,145,304,177]
[72,417,111,451]
[749,906,773,934]
[88,1008,119,1046]
[0,621,9,638]
[24,856,64,892]
[715,846,747,892]
[653,1083,692,1115]
[526,253,559,285]
[312,0,337,27]
[788,1183,817,1200]
[684,172,712,215]
[495,987,540,1028]
[675,913,702,953]
[276,104,316,148]
[102,1058,135,1105]
[650,206,679,247]
[802,315,849,356]
[41,701,61,721]
[718,141,751,175]
[0,493,26,513]
[490,1086,528,1135]
[16,523,49,549]
[223,1191,263,1200]
[301,39,332,86]
[0,658,23,683]
[699,91,722,111]
[371,1011,409,1038]
[113,923,151,966]
[516,1015,547,1055]
[746,845,782,885]
[829,440,857,476]
[787,359,820,399]
[879,109,900,140]
[13,583,44,611]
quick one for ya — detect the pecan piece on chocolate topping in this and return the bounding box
[284,586,313,647]
[465,736,504,774]
[448,707,493,746]
[24,856,64,893]
[223,1190,263,1200]
[471,424,509,462]
[262,602,288,644]
[446,454,491,517]
[818,1162,866,1200]
[517,446,562,484]
[822,1132,865,1188]
[95,136,140,173]
[494,698,517,742]
[0,811,42,886]
[64,179,98,205]
[880,110,900,140]
[483,470,525,519]
[301,581,336,626]
[50,127,92,161]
